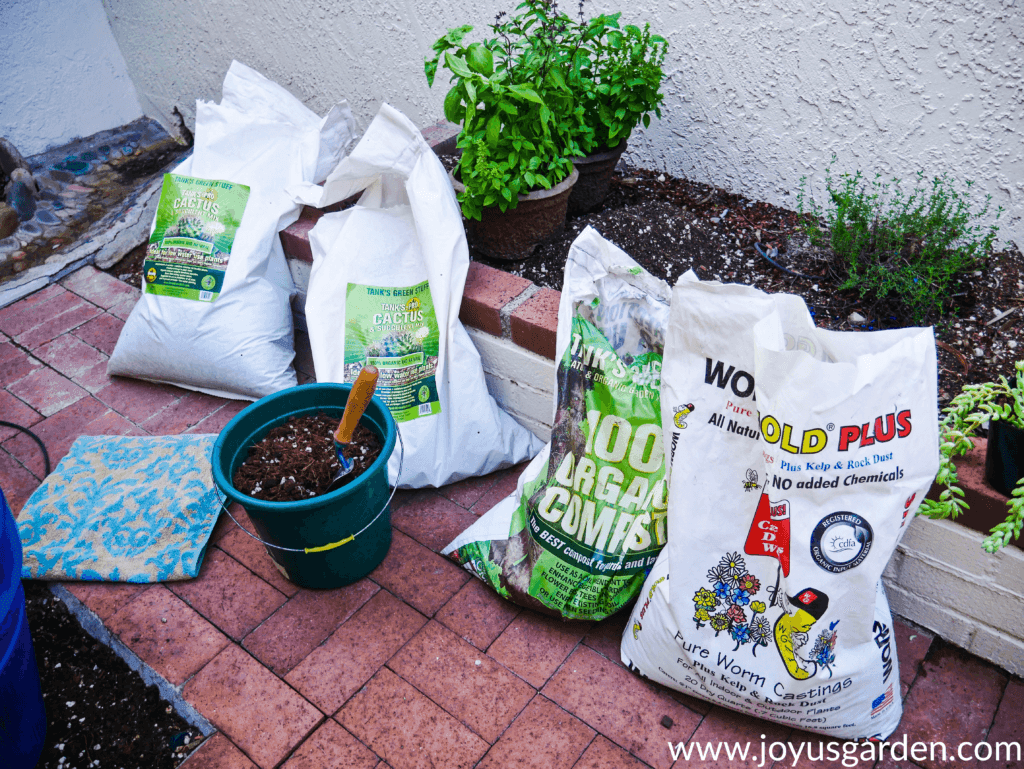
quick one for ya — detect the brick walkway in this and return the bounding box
[2,265,1021,769]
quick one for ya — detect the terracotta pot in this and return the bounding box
[985,419,1024,496]
[567,140,628,215]
[450,167,579,261]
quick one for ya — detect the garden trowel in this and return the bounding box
[328,364,379,491]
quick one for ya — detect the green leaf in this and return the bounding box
[486,116,501,146]
[539,104,552,127]
[501,187,513,202]
[443,87,464,124]
[424,58,438,87]
[466,42,494,76]
[643,113,651,128]
[508,85,543,104]
[499,100,519,115]
[445,25,473,46]
[445,51,474,79]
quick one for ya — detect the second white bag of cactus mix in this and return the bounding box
[293,104,542,488]
[620,276,939,740]
[443,227,671,620]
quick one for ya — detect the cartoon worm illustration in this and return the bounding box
[774,587,829,680]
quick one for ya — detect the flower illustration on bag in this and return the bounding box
[810,621,840,677]
[692,552,771,654]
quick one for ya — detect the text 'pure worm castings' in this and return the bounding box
[621,275,939,740]
[444,227,672,619]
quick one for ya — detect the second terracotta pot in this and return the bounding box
[450,167,579,261]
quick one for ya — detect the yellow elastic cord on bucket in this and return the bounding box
[304,534,355,554]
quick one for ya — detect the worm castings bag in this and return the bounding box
[620,276,939,740]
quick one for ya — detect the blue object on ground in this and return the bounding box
[17,434,224,582]
[0,486,47,768]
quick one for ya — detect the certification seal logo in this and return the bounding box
[810,512,873,573]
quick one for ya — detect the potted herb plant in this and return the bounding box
[425,1,585,260]
[920,360,1024,552]
[565,12,668,213]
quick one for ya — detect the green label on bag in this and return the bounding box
[344,281,442,422]
[450,310,667,619]
[143,174,250,302]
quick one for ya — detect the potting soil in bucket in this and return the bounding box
[0,486,47,768]
[213,383,398,589]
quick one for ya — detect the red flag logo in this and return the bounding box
[743,491,791,576]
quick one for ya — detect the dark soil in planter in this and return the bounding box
[23,581,205,768]
[232,413,382,501]
[476,165,1023,410]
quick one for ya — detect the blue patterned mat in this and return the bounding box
[17,435,224,582]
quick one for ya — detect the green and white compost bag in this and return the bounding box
[109,61,355,399]
[443,227,671,619]
[620,277,939,740]
[290,103,542,488]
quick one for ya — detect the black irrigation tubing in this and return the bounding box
[0,420,51,476]
[754,242,817,280]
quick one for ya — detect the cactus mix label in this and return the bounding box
[144,174,250,302]
[344,281,441,422]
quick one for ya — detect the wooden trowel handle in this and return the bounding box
[334,365,379,445]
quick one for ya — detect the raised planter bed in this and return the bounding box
[278,119,1023,675]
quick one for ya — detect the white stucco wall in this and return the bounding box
[0,0,143,156]
[102,0,1021,248]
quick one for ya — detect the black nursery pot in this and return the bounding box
[985,419,1024,496]
[568,140,628,215]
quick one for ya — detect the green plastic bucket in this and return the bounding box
[212,383,399,589]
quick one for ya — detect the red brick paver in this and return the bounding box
[435,577,521,651]
[489,612,591,688]
[388,620,535,742]
[477,694,594,769]
[8,366,88,416]
[459,261,532,337]
[0,338,41,385]
[243,580,379,675]
[285,589,426,715]
[0,388,42,442]
[280,720,379,769]
[33,333,110,392]
[106,585,229,685]
[894,644,1008,769]
[369,530,470,616]
[0,447,42,514]
[183,644,322,769]
[168,548,288,641]
[182,733,257,769]
[338,667,489,769]
[390,490,479,552]
[65,581,148,622]
[543,645,703,769]
[574,735,653,768]
[510,286,559,359]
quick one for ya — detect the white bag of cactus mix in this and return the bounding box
[620,277,939,740]
[109,61,356,399]
[291,103,542,488]
[442,227,671,619]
